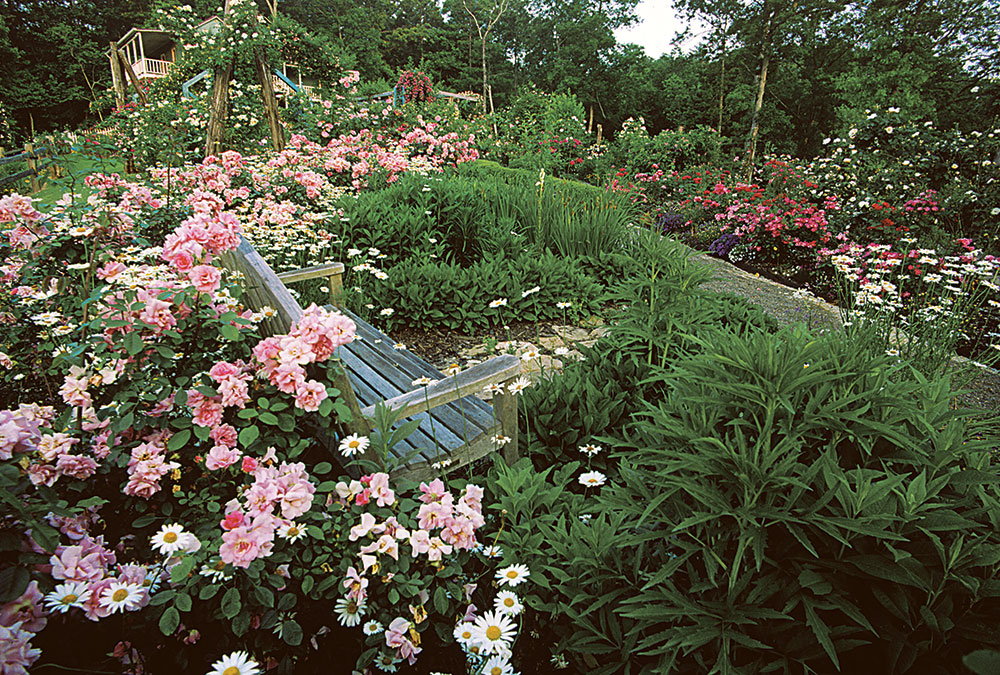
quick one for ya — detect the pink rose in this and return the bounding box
[205,445,241,470]
[293,380,328,412]
[188,265,221,294]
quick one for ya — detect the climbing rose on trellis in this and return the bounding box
[396,70,433,103]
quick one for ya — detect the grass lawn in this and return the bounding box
[3,150,127,206]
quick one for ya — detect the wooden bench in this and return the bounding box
[223,237,520,482]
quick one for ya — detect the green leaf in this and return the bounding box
[964,650,1000,675]
[220,324,240,341]
[175,593,193,612]
[804,599,839,669]
[254,586,275,608]
[434,587,449,615]
[76,496,108,509]
[167,429,192,451]
[301,575,315,594]
[123,331,143,356]
[232,610,250,636]
[313,462,332,474]
[159,607,180,636]
[278,593,297,611]
[0,567,29,603]
[170,556,196,583]
[221,587,241,619]
[282,620,303,646]
[199,585,220,600]
[238,425,260,447]
[149,590,175,606]
[259,412,279,426]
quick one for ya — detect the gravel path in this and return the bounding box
[687,249,1000,417]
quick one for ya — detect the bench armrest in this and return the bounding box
[360,354,520,420]
[276,262,345,305]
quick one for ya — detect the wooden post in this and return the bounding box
[119,54,148,105]
[252,46,284,152]
[596,124,603,146]
[109,42,127,110]
[328,270,344,306]
[25,143,39,194]
[494,382,519,463]
[205,0,233,158]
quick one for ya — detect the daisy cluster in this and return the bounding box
[334,476,486,670]
[451,564,532,675]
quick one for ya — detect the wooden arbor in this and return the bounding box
[204,0,284,157]
[222,238,521,482]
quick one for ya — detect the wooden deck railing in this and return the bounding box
[131,57,172,79]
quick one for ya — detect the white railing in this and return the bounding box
[131,58,173,79]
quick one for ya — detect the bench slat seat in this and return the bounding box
[222,236,519,482]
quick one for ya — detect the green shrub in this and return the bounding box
[375,251,605,333]
[597,326,1000,674]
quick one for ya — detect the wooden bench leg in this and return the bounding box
[328,270,344,307]
[494,382,519,463]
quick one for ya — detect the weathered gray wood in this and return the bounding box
[119,55,148,106]
[493,382,519,463]
[109,42,126,110]
[342,334,493,445]
[203,0,233,158]
[361,355,519,420]
[276,262,345,284]
[25,143,38,193]
[221,236,303,335]
[393,422,501,483]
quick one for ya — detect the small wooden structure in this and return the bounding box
[223,237,520,482]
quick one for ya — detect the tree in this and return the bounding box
[460,0,509,112]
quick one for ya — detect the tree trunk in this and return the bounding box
[109,42,126,111]
[253,47,284,152]
[481,37,488,114]
[744,51,769,177]
[204,0,233,158]
[718,53,725,135]
[744,6,775,179]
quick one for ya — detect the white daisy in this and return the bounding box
[471,610,517,655]
[412,376,434,387]
[363,619,383,635]
[453,621,476,647]
[480,544,503,558]
[494,590,523,616]
[495,564,530,587]
[334,595,366,627]
[578,443,602,457]
[207,650,260,675]
[491,435,511,447]
[339,434,370,457]
[373,652,401,672]
[507,377,531,394]
[99,581,144,613]
[150,523,188,556]
[444,364,462,376]
[481,654,515,675]
[44,582,91,613]
[489,298,508,308]
[556,301,572,309]
[277,522,307,542]
[578,471,607,488]
[199,558,233,582]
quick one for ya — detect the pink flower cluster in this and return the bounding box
[218,461,316,568]
[48,536,158,621]
[0,581,45,675]
[161,208,241,293]
[125,431,180,499]
[1,405,108,488]
[252,303,355,411]
[337,476,485,666]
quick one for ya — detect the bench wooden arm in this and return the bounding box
[276,262,345,306]
[361,354,520,420]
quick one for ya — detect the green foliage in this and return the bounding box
[594,327,1000,673]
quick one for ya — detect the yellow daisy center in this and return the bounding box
[486,625,502,641]
[62,594,77,603]
[112,589,128,603]
[491,668,503,675]
[288,527,299,537]
[223,667,240,675]
[461,630,472,639]
[349,440,359,448]
[214,560,227,570]
[163,532,178,544]
[506,570,518,579]
[503,598,515,607]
